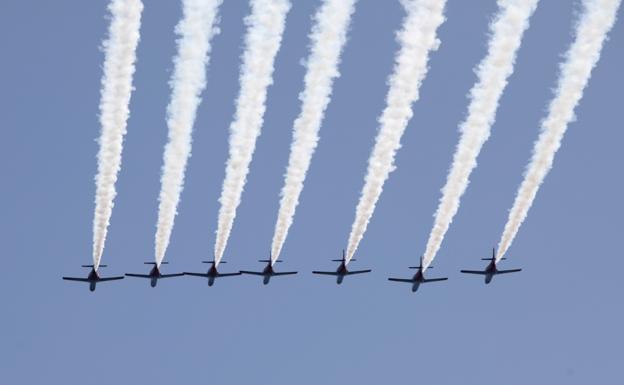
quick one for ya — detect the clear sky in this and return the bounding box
[1,1,622,384]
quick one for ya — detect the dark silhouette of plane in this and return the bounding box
[62,265,124,292]
[460,248,522,284]
[125,262,184,287]
[312,250,371,284]
[184,260,241,286]
[240,255,297,285]
[387,256,447,292]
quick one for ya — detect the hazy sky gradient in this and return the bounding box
[1,1,622,384]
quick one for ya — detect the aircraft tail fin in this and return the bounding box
[408,256,429,269]
[333,250,354,262]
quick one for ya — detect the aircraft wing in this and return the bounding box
[272,271,298,276]
[62,277,91,282]
[125,273,152,278]
[98,276,125,282]
[423,277,448,283]
[495,268,522,274]
[240,271,266,276]
[312,271,340,276]
[159,273,185,279]
[217,272,242,277]
[346,269,372,275]
[184,272,209,278]
[387,278,414,283]
[460,270,487,275]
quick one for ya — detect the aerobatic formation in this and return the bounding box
[64,0,620,292]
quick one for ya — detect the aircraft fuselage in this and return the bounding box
[263,265,274,285]
[335,263,349,284]
[484,261,497,284]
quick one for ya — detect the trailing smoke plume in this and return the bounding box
[213,0,291,265]
[271,0,357,262]
[421,0,539,270]
[497,0,621,261]
[345,0,447,263]
[92,0,143,271]
[154,0,223,266]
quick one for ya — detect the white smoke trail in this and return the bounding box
[345,0,447,263]
[213,0,291,265]
[496,0,621,261]
[154,0,223,266]
[270,0,357,262]
[92,0,143,271]
[421,0,539,270]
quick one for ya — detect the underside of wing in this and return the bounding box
[216,272,242,277]
[346,269,372,275]
[495,268,522,275]
[125,273,152,278]
[388,278,414,283]
[98,276,125,282]
[240,271,265,276]
[62,277,91,282]
[312,271,340,276]
[184,272,209,278]
[460,270,487,275]
[273,271,298,276]
[159,273,184,279]
[423,277,448,283]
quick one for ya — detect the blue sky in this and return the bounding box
[1,1,622,384]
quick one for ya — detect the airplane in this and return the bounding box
[312,250,371,285]
[62,265,124,292]
[460,248,522,284]
[184,260,241,286]
[387,256,448,292]
[240,254,297,285]
[125,262,184,287]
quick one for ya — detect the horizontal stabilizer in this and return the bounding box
[258,259,281,263]
[144,261,169,265]
[331,258,356,262]
[482,257,506,261]
[202,260,226,264]
[82,264,107,268]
